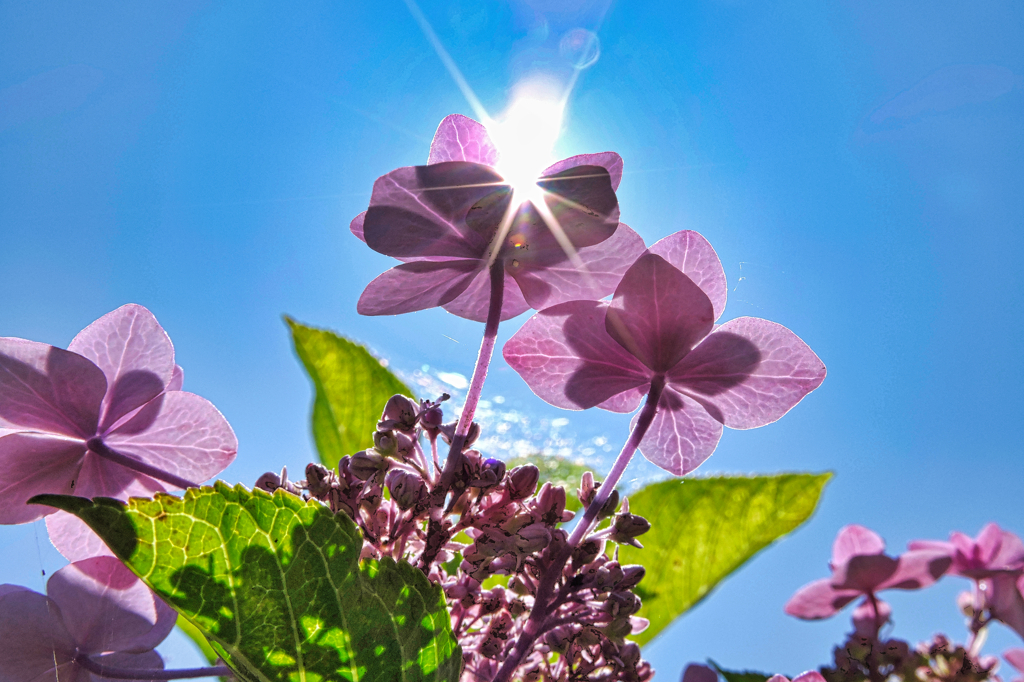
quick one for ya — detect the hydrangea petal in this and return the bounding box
[596,386,647,414]
[510,223,646,311]
[852,598,891,637]
[363,162,504,259]
[168,365,184,392]
[988,573,1024,638]
[0,590,76,679]
[82,650,165,682]
[357,260,480,316]
[636,386,723,475]
[428,114,500,166]
[0,337,106,438]
[46,462,165,561]
[503,300,652,410]
[542,152,624,192]
[104,391,237,486]
[536,164,619,249]
[682,663,719,682]
[832,525,887,566]
[1005,648,1024,672]
[441,267,531,322]
[793,672,828,682]
[0,433,84,524]
[832,554,898,592]
[606,254,715,372]
[69,304,176,432]
[669,317,826,429]
[784,577,861,619]
[877,549,951,590]
[647,231,728,321]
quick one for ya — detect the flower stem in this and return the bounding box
[87,437,200,490]
[74,653,231,680]
[492,375,665,682]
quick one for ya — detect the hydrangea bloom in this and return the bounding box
[785,525,951,621]
[1006,649,1024,682]
[909,524,1024,638]
[0,304,237,559]
[502,230,826,475]
[352,114,644,321]
[0,556,176,681]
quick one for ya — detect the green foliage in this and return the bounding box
[31,484,461,682]
[286,317,414,470]
[619,473,830,646]
[505,455,590,512]
[710,660,773,682]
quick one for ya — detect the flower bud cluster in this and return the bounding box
[255,393,654,681]
[820,631,998,682]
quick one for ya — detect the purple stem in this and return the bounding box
[74,652,231,680]
[87,437,200,490]
[491,375,666,682]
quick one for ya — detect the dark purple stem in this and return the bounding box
[74,652,231,680]
[491,375,666,682]
[87,437,200,490]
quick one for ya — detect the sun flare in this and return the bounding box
[489,95,565,204]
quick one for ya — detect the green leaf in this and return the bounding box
[505,455,591,512]
[286,317,415,470]
[176,615,232,682]
[31,484,461,682]
[709,660,772,682]
[618,473,830,646]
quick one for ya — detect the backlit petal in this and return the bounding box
[441,267,531,322]
[428,114,500,166]
[542,152,624,191]
[832,525,886,567]
[0,433,85,524]
[635,386,723,475]
[357,260,480,316]
[784,577,860,619]
[647,230,728,321]
[0,590,76,679]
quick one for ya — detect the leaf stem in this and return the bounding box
[74,653,231,680]
[87,437,200,490]
[491,375,665,682]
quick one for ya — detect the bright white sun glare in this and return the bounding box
[489,94,565,204]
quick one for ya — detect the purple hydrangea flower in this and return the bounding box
[0,556,176,681]
[502,230,826,475]
[351,114,645,321]
[0,304,237,559]
[785,525,951,620]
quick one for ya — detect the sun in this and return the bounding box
[489,94,565,205]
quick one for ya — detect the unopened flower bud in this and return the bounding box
[536,482,572,524]
[349,450,387,481]
[578,471,596,506]
[516,524,551,554]
[255,471,282,494]
[508,465,540,500]
[420,403,444,430]
[618,565,645,590]
[598,489,620,520]
[305,463,335,498]
[573,539,602,566]
[610,512,650,547]
[385,469,426,510]
[602,615,633,640]
[372,430,396,456]
[438,421,480,450]
[619,642,641,668]
[957,590,977,618]
[378,394,418,432]
[596,562,625,590]
[544,625,576,653]
[481,458,506,484]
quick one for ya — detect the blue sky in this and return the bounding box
[2,0,1023,677]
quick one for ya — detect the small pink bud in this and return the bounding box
[508,465,540,500]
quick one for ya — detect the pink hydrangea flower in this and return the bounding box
[682,664,826,682]
[502,230,826,475]
[910,524,1024,638]
[0,556,176,681]
[352,114,645,322]
[1005,649,1024,682]
[785,525,951,621]
[0,304,237,559]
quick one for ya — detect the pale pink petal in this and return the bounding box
[357,260,480,316]
[975,523,1006,564]
[987,525,1024,570]
[0,585,31,598]
[167,365,184,392]
[766,676,790,682]
[832,525,886,566]
[46,466,165,561]
[793,672,828,682]
[69,305,176,432]
[510,223,646,310]
[0,590,77,680]
[428,114,500,166]
[503,300,651,411]
[0,433,85,524]
[351,210,366,242]
[0,337,106,438]
[82,650,164,682]
[784,578,860,619]
[596,386,647,414]
[48,557,176,654]
[878,549,951,590]
[1005,648,1024,672]
[907,539,954,553]
[669,318,826,429]
[682,664,719,682]
[606,254,715,372]
[852,598,891,637]
[535,164,619,249]
[636,387,723,475]
[104,392,237,487]
[441,267,532,322]
[648,231,728,321]
[987,573,1024,639]
[832,554,898,592]
[363,163,503,260]
[542,152,624,191]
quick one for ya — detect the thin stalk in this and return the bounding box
[87,437,200,490]
[491,376,666,682]
[74,653,231,680]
